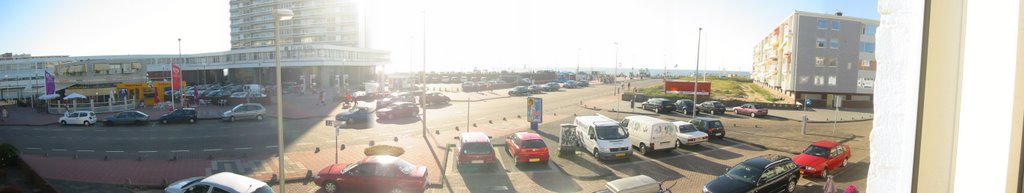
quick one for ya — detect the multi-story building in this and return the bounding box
[751,11,877,107]
[0,0,389,102]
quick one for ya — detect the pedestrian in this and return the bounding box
[63,106,70,117]
[319,90,326,105]
[1,106,7,122]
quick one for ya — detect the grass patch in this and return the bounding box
[627,76,775,103]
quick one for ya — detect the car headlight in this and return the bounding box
[313,175,320,179]
[805,166,815,171]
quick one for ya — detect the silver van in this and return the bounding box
[222,103,266,122]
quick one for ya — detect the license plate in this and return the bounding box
[716,133,723,136]
[529,158,540,162]
[471,160,483,164]
[615,153,626,157]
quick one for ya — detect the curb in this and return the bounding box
[726,132,857,155]
[450,96,511,103]
[549,158,614,181]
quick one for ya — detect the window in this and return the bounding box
[862,60,872,67]
[830,39,840,49]
[814,76,825,85]
[828,76,837,86]
[860,42,875,53]
[863,24,877,36]
[815,57,825,66]
[831,20,841,30]
[185,185,211,193]
[211,188,230,193]
[816,38,826,48]
[817,19,828,29]
[827,57,838,67]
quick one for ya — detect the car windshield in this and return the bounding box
[462,143,493,155]
[754,105,766,109]
[395,158,417,175]
[251,185,274,193]
[713,102,725,107]
[596,125,628,140]
[803,145,830,158]
[725,164,763,184]
[679,124,698,133]
[521,139,547,148]
[708,121,724,128]
[660,100,674,105]
[341,162,360,174]
[348,107,364,113]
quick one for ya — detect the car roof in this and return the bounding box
[460,132,491,143]
[811,140,841,148]
[514,132,543,140]
[623,116,670,124]
[359,155,404,164]
[741,154,791,169]
[576,116,620,126]
[694,117,720,121]
[200,172,267,193]
[671,121,694,126]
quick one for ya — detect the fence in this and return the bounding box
[46,98,137,114]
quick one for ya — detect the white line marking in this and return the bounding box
[52,149,67,152]
[234,147,252,150]
[170,150,190,153]
[266,145,278,148]
[106,151,124,153]
[203,149,223,152]
[77,150,95,152]
[138,151,158,153]
[25,147,40,150]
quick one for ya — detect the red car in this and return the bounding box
[733,103,769,117]
[313,155,429,193]
[793,140,851,177]
[456,132,497,170]
[504,132,550,165]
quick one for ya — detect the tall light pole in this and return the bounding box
[614,42,619,84]
[421,10,428,137]
[576,48,581,80]
[693,27,702,120]
[174,38,181,108]
[273,8,293,192]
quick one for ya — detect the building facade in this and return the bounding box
[0,0,389,101]
[751,11,878,107]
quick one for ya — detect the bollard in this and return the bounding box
[162,179,168,187]
[517,115,521,119]
[554,113,557,116]
[473,123,477,127]
[271,174,278,183]
[137,156,143,161]
[369,140,375,146]
[73,154,78,160]
[755,125,759,128]
[104,155,109,161]
[503,117,507,121]
[306,170,314,180]
[170,155,177,161]
[394,136,399,142]
[455,126,460,131]
[733,123,736,127]
[340,144,346,151]
[315,147,321,153]
[436,130,440,135]
[489,120,493,124]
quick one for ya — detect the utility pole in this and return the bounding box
[693,28,702,120]
[421,10,428,136]
[174,38,180,109]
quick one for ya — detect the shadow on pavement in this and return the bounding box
[425,103,452,109]
[375,116,422,125]
[523,170,583,192]
[607,157,684,181]
[658,152,731,176]
[712,138,765,152]
[457,167,517,193]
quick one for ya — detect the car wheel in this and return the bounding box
[189,118,196,124]
[161,119,168,124]
[717,134,725,139]
[84,121,91,126]
[822,169,829,178]
[638,143,648,155]
[322,182,338,193]
[593,148,600,158]
[256,115,264,121]
[60,120,66,126]
[751,112,756,118]
[676,140,682,148]
[229,116,235,122]
[843,158,849,167]
[786,176,797,193]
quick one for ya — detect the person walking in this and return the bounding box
[319,90,326,105]
[1,106,8,122]
[63,105,70,117]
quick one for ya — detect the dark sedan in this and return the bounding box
[104,111,150,126]
[527,85,543,94]
[376,102,419,120]
[698,101,727,115]
[674,99,697,115]
[158,108,198,124]
[704,155,800,193]
[640,98,676,114]
[508,86,530,96]
[335,107,371,126]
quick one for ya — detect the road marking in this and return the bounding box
[52,149,67,152]
[203,149,223,152]
[94,129,106,132]
[77,150,95,152]
[234,147,252,150]
[171,150,190,153]
[25,147,40,150]
[266,145,278,148]
[138,151,158,153]
[106,151,124,153]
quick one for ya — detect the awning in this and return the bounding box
[66,87,116,96]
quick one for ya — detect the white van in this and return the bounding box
[620,116,678,155]
[574,114,632,160]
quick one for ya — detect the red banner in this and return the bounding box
[171,64,182,90]
[664,80,711,96]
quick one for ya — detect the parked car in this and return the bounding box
[461,82,477,92]
[697,101,727,115]
[793,140,851,178]
[508,86,530,96]
[456,132,497,170]
[164,172,273,193]
[563,80,579,88]
[222,103,266,122]
[671,121,708,147]
[542,82,560,92]
[159,108,198,124]
[621,93,648,102]
[574,115,632,160]
[593,175,666,193]
[704,155,800,193]
[59,111,97,126]
[334,107,371,126]
[229,92,249,98]
[424,92,451,104]
[504,132,550,165]
[673,99,697,115]
[576,80,590,87]
[734,103,769,117]
[103,111,149,126]
[640,98,676,114]
[377,92,417,108]
[527,85,543,94]
[313,155,429,193]
[689,117,725,139]
[620,116,677,155]
[375,102,419,120]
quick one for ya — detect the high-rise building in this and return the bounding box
[751,11,878,107]
[229,0,365,49]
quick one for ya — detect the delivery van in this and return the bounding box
[574,114,632,160]
[620,116,678,155]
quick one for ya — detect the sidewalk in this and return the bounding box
[767,107,873,123]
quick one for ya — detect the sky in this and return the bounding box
[0,0,878,73]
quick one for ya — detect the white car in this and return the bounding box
[671,121,709,147]
[59,111,97,126]
[164,172,273,193]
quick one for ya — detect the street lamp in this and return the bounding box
[693,27,702,120]
[272,8,293,193]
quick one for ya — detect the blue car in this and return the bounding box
[159,108,198,124]
[335,107,371,126]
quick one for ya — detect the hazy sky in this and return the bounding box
[0,0,878,73]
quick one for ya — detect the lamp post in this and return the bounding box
[693,27,702,120]
[273,8,293,193]
[576,48,581,81]
[614,42,619,84]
